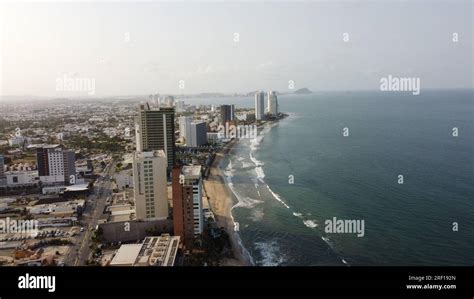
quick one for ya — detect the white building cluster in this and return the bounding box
[254,90,279,120]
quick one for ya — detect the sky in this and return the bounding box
[0,0,472,97]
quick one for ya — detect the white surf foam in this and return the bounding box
[249,152,264,167]
[255,166,265,180]
[254,240,286,266]
[250,132,265,151]
[233,196,264,209]
[241,162,253,168]
[303,220,318,228]
[249,208,264,222]
[266,185,290,209]
[321,236,334,249]
[223,160,234,178]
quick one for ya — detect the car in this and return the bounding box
[80,227,85,232]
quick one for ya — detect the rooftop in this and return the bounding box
[39,144,61,149]
[110,234,180,267]
[135,150,166,159]
[64,184,89,192]
[110,244,143,266]
[182,165,201,178]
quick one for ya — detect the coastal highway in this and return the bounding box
[64,161,116,266]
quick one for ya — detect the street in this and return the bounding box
[64,161,116,266]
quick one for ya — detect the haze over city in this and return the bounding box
[1,1,472,98]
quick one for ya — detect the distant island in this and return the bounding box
[293,88,313,94]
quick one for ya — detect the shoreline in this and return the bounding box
[203,116,288,266]
[204,139,252,266]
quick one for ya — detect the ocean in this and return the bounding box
[191,90,474,266]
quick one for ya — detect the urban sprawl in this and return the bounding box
[0,91,285,266]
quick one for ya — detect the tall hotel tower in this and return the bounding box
[267,91,278,116]
[172,165,203,249]
[255,91,265,120]
[135,103,175,173]
[220,104,235,125]
[132,150,169,220]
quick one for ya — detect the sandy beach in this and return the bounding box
[204,140,252,266]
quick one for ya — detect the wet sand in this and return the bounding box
[203,140,252,266]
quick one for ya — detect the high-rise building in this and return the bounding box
[220,104,235,125]
[186,122,207,147]
[267,91,278,116]
[172,165,203,249]
[135,103,175,172]
[36,145,76,185]
[255,91,265,120]
[172,166,194,249]
[161,95,175,108]
[175,100,185,112]
[132,150,169,220]
[0,154,6,187]
[179,116,192,139]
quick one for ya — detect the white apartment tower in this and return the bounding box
[267,91,278,116]
[179,116,192,139]
[255,91,265,120]
[132,150,169,220]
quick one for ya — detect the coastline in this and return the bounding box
[204,139,252,266]
[203,116,288,266]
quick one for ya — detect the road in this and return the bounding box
[64,161,116,266]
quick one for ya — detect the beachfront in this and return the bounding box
[204,140,252,266]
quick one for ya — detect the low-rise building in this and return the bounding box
[110,234,180,266]
[5,171,39,187]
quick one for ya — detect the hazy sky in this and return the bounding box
[0,1,472,97]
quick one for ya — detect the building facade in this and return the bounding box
[187,122,207,147]
[172,165,203,249]
[220,104,235,125]
[5,171,39,187]
[267,91,278,116]
[135,103,175,172]
[255,91,265,120]
[0,155,6,187]
[179,116,192,139]
[36,145,76,185]
[132,150,169,220]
